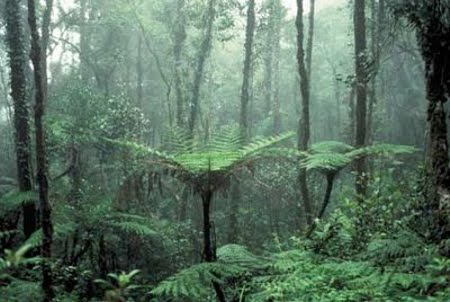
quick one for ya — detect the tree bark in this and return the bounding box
[296,0,313,226]
[5,0,36,239]
[306,0,315,79]
[353,0,368,200]
[240,0,256,141]
[27,0,54,300]
[415,8,450,241]
[188,0,216,135]
[173,0,187,127]
[272,1,282,135]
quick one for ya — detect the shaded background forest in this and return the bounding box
[0,0,449,301]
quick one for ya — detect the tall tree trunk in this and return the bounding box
[228,0,256,244]
[240,0,256,141]
[173,0,187,127]
[5,0,36,240]
[136,35,144,109]
[263,1,274,118]
[306,0,315,79]
[416,10,450,242]
[272,15,282,135]
[79,0,90,83]
[27,0,54,300]
[188,0,216,135]
[353,0,368,200]
[296,0,313,226]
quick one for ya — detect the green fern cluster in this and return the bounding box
[151,244,265,300]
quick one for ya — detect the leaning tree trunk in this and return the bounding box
[296,0,313,226]
[353,0,368,201]
[5,0,36,240]
[28,0,54,300]
[188,0,216,135]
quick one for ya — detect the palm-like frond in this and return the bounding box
[217,244,267,269]
[161,126,196,154]
[207,126,243,152]
[310,141,354,154]
[151,262,243,299]
[348,144,417,159]
[107,131,294,176]
[301,142,417,173]
[301,153,352,172]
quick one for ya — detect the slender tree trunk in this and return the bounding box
[263,1,274,117]
[240,0,256,141]
[28,0,54,300]
[306,0,315,79]
[5,0,36,240]
[136,35,143,109]
[188,0,216,135]
[353,0,368,200]
[296,0,313,226]
[79,0,90,82]
[306,173,335,238]
[271,0,282,134]
[173,0,187,127]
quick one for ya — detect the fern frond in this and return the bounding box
[208,126,243,152]
[217,244,267,269]
[301,153,352,172]
[152,262,243,299]
[162,126,196,154]
[310,141,354,154]
[0,191,37,211]
[110,221,157,236]
[348,144,417,159]
[241,132,295,158]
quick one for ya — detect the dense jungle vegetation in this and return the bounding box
[0,0,450,301]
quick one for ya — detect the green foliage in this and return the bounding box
[152,244,263,300]
[301,141,417,173]
[0,190,37,212]
[217,244,267,270]
[109,130,295,174]
[0,280,42,301]
[0,244,40,269]
[151,262,242,300]
[95,269,142,301]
